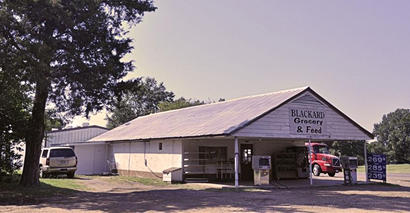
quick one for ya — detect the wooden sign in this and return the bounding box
[289,108,327,135]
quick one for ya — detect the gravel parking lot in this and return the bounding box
[1,172,409,213]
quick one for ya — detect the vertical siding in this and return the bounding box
[93,144,108,173]
[74,145,94,174]
[74,144,108,175]
[234,91,370,140]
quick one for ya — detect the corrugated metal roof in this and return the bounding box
[89,86,309,142]
[47,126,108,146]
[46,125,108,134]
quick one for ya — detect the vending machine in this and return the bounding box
[252,156,271,185]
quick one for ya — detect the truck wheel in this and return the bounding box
[313,164,321,176]
[39,168,48,178]
[67,172,75,178]
[328,172,336,177]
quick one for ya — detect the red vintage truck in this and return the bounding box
[305,142,342,177]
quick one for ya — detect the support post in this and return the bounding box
[364,140,369,183]
[181,141,185,182]
[308,138,313,186]
[234,137,239,188]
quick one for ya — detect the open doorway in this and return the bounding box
[240,144,253,181]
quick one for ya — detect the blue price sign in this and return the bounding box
[367,154,386,181]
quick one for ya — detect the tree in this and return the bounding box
[0,65,30,178]
[0,0,156,186]
[371,109,410,163]
[45,109,67,131]
[158,97,205,112]
[106,77,174,129]
[325,141,365,165]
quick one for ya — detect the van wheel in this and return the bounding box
[313,164,321,176]
[67,172,75,178]
[328,172,336,177]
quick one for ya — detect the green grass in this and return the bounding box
[108,175,170,186]
[357,164,410,173]
[0,175,86,204]
[40,177,86,190]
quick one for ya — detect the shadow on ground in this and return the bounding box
[0,181,79,205]
[2,182,409,212]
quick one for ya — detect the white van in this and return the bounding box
[39,147,77,178]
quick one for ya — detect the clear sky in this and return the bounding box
[72,0,410,132]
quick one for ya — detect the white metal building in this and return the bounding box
[89,87,373,185]
[46,125,109,175]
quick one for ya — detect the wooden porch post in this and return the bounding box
[308,138,313,185]
[364,140,369,183]
[234,137,239,188]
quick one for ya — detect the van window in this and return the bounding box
[42,150,48,158]
[50,149,75,157]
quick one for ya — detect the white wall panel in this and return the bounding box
[111,140,182,174]
[74,144,108,175]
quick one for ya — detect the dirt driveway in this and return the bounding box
[2,174,410,213]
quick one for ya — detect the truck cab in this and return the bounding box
[305,143,341,177]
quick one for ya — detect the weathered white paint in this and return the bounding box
[73,144,108,175]
[46,126,108,147]
[234,91,371,140]
[110,140,183,176]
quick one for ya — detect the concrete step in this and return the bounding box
[184,178,209,183]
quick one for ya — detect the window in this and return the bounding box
[259,158,269,166]
[198,146,227,165]
[242,148,252,164]
[159,143,162,151]
[42,150,48,158]
[313,145,330,154]
[50,149,75,157]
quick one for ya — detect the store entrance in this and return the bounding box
[240,144,253,181]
